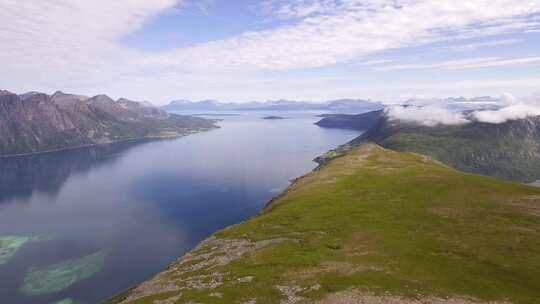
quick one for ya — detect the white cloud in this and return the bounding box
[376,56,540,71]
[389,77,540,92]
[0,0,179,91]
[161,1,540,71]
[260,0,341,19]
[386,105,470,126]
[473,94,540,123]
[445,39,522,52]
[1,0,540,103]
[357,59,394,66]
[386,94,540,126]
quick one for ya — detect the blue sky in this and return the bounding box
[1,0,540,105]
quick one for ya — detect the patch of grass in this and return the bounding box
[126,291,179,304]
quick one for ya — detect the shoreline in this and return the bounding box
[105,144,540,303]
[103,147,336,304]
[0,127,218,159]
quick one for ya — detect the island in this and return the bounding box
[262,116,288,120]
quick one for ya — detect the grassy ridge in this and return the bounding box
[355,116,540,182]
[114,145,540,304]
[315,111,540,182]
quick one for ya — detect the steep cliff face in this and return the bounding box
[0,92,83,155]
[50,91,88,106]
[0,91,217,156]
[117,98,168,120]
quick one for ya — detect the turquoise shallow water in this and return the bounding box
[0,111,360,304]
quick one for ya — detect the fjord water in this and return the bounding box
[0,112,360,304]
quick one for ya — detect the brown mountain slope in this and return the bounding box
[0,90,217,156]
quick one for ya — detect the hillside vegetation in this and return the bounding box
[108,144,540,304]
[316,112,540,182]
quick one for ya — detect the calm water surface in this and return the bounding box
[0,111,360,304]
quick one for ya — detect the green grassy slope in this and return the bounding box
[357,116,540,182]
[110,144,540,304]
[315,111,540,182]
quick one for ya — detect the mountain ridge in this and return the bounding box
[162,98,384,112]
[107,144,540,304]
[162,95,502,113]
[315,109,540,182]
[0,90,217,156]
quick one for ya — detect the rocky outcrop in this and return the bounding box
[0,90,217,156]
[117,98,168,120]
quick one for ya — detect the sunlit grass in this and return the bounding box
[115,144,540,303]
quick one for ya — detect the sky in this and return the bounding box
[1,0,540,105]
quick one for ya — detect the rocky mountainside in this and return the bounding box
[316,110,540,182]
[0,90,217,156]
[117,98,168,120]
[108,144,540,304]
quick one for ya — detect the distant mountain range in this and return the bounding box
[162,96,502,113]
[316,109,540,182]
[161,98,384,112]
[0,90,217,156]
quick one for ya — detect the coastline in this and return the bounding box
[103,147,337,304]
[105,144,540,304]
[0,127,218,159]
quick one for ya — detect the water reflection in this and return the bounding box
[0,141,150,202]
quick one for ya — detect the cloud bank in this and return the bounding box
[473,94,540,124]
[387,94,540,126]
[386,105,469,126]
[1,0,540,102]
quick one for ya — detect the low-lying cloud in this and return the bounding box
[387,94,540,126]
[386,105,469,126]
[473,94,540,124]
